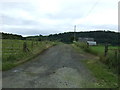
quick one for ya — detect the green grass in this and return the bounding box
[72,43,119,88]
[90,45,119,56]
[90,46,104,56]
[74,42,119,74]
[82,59,118,88]
[2,39,57,71]
[89,45,119,74]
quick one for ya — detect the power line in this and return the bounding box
[85,0,99,17]
[74,25,76,41]
[79,0,99,31]
[73,0,99,38]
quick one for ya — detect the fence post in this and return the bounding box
[87,43,89,48]
[23,42,29,52]
[114,50,117,59]
[104,44,108,56]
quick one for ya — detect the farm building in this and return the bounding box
[78,37,97,46]
[87,41,97,46]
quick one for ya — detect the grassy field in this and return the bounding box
[90,45,118,56]
[2,39,57,71]
[90,45,119,73]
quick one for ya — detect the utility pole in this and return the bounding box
[74,25,76,42]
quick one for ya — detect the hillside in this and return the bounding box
[47,31,120,45]
[1,31,120,45]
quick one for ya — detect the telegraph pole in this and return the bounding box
[74,25,76,42]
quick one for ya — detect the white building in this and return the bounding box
[78,37,97,46]
[87,41,97,46]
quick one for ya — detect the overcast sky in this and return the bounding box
[0,0,119,36]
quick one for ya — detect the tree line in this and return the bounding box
[47,31,120,45]
[1,31,120,45]
[1,32,25,40]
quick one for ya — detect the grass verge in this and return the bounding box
[82,59,118,88]
[72,44,119,88]
[2,40,58,71]
[73,42,119,74]
[2,45,53,71]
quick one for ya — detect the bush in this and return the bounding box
[74,42,88,49]
[74,42,98,55]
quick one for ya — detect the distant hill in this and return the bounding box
[1,31,120,45]
[47,31,120,45]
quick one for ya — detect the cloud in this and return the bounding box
[0,0,119,36]
[1,15,40,25]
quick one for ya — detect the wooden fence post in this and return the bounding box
[23,42,29,52]
[87,43,89,48]
[114,50,117,59]
[104,44,108,56]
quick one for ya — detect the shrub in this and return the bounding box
[74,42,98,55]
[74,42,88,49]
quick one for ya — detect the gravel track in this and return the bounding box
[2,44,96,88]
